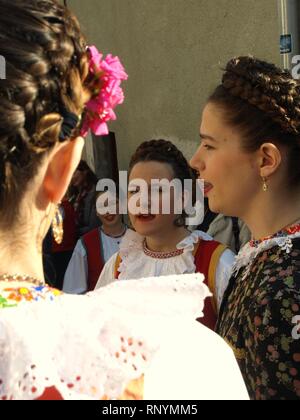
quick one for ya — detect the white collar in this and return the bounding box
[119,229,213,254]
[117,229,213,280]
[233,231,300,276]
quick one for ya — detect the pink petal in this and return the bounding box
[88,45,103,68]
[83,46,128,137]
[92,120,109,135]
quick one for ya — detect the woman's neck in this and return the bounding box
[102,222,126,238]
[243,188,300,240]
[145,227,190,252]
[0,234,45,284]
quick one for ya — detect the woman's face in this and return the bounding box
[128,161,181,238]
[71,169,86,188]
[97,193,123,228]
[190,102,261,218]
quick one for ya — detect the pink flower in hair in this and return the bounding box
[81,46,128,137]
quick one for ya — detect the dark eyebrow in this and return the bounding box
[199,133,217,141]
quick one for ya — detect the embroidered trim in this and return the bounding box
[117,230,214,280]
[233,231,300,276]
[249,222,300,247]
[143,239,184,259]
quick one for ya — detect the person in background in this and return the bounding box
[69,160,100,236]
[63,189,127,294]
[197,197,250,253]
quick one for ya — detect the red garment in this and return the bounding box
[194,239,223,330]
[52,200,77,253]
[81,228,105,291]
[36,387,63,400]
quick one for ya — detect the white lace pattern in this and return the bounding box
[232,231,300,277]
[0,273,210,400]
[118,229,213,280]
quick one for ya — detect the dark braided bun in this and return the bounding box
[129,139,197,227]
[0,0,90,226]
[208,55,300,188]
[129,139,196,180]
[222,56,300,135]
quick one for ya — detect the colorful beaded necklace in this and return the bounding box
[249,222,300,248]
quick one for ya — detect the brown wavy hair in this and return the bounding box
[0,0,90,227]
[208,56,300,187]
[129,139,197,227]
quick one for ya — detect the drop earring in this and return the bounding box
[262,177,268,192]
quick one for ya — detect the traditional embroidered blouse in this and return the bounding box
[0,285,62,308]
[0,274,216,400]
[96,229,235,310]
[0,274,249,400]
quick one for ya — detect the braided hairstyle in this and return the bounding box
[208,55,300,188]
[129,139,197,227]
[0,0,90,227]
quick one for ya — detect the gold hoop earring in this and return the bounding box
[262,177,268,192]
[52,204,64,244]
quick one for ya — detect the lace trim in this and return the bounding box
[118,230,213,280]
[232,231,300,277]
[0,274,209,400]
[177,230,213,251]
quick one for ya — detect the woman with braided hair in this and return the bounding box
[96,139,236,331]
[190,56,300,400]
[0,0,248,401]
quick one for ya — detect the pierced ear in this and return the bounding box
[259,142,282,178]
[43,136,84,204]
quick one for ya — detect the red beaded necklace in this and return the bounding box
[142,239,184,259]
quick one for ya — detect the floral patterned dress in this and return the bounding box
[217,237,300,400]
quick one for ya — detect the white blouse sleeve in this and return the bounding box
[94,252,118,290]
[0,273,214,400]
[62,240,88,294]
[215,249,235,311]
